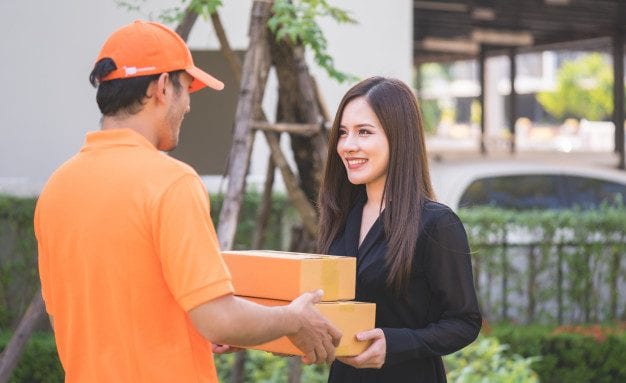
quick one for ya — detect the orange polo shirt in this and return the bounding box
[35,128,233,383]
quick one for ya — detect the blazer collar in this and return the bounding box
[344,193,364,260]
[344,191,386,274]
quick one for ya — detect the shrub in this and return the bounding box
[444,336,540,383]
[0,332,63,383]
[0,192,296,329]
[0,195,38,328]
[492,323,626,383]
[214,351,329,382]
[0,334,330,383]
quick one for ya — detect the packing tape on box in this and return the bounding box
[320,259,338,299]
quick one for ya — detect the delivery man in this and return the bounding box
[34,20,341,383]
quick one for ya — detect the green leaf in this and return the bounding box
[268,0,357,83]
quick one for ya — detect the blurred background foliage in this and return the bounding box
[2,194,626,382]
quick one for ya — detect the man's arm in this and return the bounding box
[188,289,342,364]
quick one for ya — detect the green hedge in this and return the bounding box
[0,332,63,383]
[0,193,295,329]
[214,352,328,383]
[444,335,539,382]
[3,194,626,381]
[491,323,626,383]
[6,326,626,383]
[0,195,38,328]
[208,192,294,251]
[5,194,625,327]
[0,333,328,383]
[458,204,626,323]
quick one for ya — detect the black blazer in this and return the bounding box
[327,194,482,383]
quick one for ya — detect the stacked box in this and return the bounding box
[241,297,375,356]
[222,250,376,356]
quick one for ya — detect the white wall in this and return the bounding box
[0,0,412,196]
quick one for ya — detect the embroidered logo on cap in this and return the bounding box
[123,66,157,76]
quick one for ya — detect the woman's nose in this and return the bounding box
[340,132,358,153]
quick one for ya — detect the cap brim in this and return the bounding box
[186,66,224,92]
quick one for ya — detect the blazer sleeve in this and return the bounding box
[381,210,482,366]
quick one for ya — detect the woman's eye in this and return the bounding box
[359,129,372,135]
[338,129,347,137]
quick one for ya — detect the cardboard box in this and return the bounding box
[222,250,356,301]
[242,297,376,357]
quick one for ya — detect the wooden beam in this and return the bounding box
[175,7,199,41]
[311,76,332,123]
[263,132,318,237]
[472,29,534,46]
[252,155,275,249]
[0,290,45,383]
[217,0,273,250]
[210,12,242,85]
[420,37,479,54]
[413,1,468,13]
[251,121,323,136]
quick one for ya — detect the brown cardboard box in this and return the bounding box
[222,250,356,301]
[241,297,376,357]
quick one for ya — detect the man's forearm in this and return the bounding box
[189,295,300,346]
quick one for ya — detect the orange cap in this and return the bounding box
[95,20,224,92]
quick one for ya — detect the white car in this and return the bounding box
[429,156,626,211]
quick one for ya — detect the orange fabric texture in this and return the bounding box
[95,20,224,91]
[35,128,233,383]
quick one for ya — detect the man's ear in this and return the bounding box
[154,72,170,103]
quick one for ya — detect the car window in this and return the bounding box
[564,176,626,209]
[459,175,566,210]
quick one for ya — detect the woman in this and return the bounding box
[318,77,482,382]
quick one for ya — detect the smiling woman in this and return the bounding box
[336,97,390,214]
[318,77,482,382]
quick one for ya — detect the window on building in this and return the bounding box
[169,50,244,176]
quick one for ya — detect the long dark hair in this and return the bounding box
[317,77,434,295]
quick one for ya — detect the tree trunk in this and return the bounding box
[217,0,273,250]
[0,290,45,383]
[264,132,318,237]
[269,36,328,207]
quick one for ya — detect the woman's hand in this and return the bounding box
[212,343,244,354]
[337,328,386,369]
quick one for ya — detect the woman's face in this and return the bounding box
[336,97,390,190]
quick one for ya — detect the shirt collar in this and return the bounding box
[81,128,156,152]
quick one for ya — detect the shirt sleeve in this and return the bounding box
[381,210,482,366]
[154,173,234,311]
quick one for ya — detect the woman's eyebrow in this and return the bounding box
[339,122,377,129]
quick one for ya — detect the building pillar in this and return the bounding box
[509,48,517,154]
[479,47,487,154]
[613,31,625,170]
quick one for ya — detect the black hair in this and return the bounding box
[89,58,184,116]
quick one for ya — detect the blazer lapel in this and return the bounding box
[357,216,385,275]
[344,197,363,259]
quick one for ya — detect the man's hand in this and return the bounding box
[212,343,244,354]
[286,289,342,365]
[337,328,386,369]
